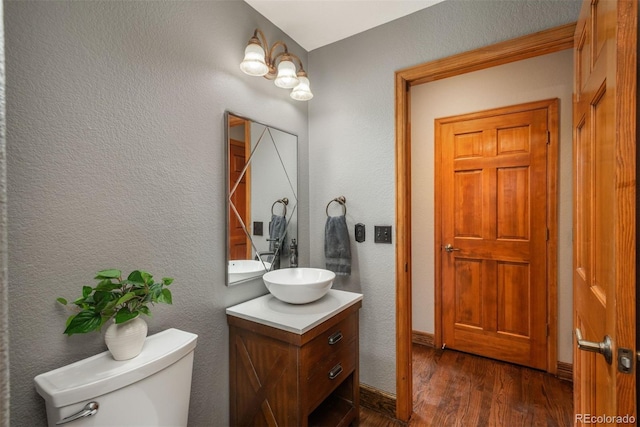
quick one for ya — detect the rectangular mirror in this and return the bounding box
[225,112,298,286]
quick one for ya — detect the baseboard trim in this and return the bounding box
[412,330,435,348]
[556,361,573,382]
[360,383,398,421]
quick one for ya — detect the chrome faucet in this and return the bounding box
[265,238,281,270]
[289,239,298,268]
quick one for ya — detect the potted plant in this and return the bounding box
[57,269,174,360]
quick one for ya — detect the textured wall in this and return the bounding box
[411,50,574,363]
[0,1,8,425]
[5,0,585,424]
[308,0,581,394]
[5,2,309,426]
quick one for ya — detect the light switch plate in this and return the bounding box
[253,221,263,236]
[355,223,365,242]
[374,226,392,243]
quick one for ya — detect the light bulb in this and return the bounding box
[274,59,299,88]
[240,43,268,77]
[290,76,313,101]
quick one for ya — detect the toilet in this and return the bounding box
[34,328,197,427]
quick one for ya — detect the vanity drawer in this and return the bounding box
[304,339,357,413]
[302,314,357,378]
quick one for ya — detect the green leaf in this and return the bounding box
[139,270,152,283]
[95,280,120,292]
[162,277,174,286]
[149,282,162,297]
[139,306,151,316]
[142,292,153,303]
[93,292,116,312]
[98,294,116,311]
[93,290,114,302]
[63,310,103,335]
[95,269,121,279]
[82,286,93,298]
[73,296,87,306]
[116,292,137,306]
[127,270,150,284]
[115,309,139,324]
[157,289,172,305]
[121,279,145,289]
[56,297,68,305]
[100,307,116,319]
[94,270,121,281]
[132,288,147,296]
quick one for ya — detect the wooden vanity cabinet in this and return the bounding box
[228,300,361,427]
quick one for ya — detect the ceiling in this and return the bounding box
[244,0,446,52]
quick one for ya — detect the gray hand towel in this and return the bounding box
[324,215,351,276]
[269,214,287,253]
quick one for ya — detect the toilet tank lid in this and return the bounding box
[34,328,198,408]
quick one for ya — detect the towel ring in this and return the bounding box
[271,198,288,216]
[326,196,347,217]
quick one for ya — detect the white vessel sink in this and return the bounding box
[263,268,335,304]
[228,260,271,283]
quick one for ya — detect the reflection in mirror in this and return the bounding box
[226,112,298,286]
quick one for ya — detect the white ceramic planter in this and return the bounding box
[104,317,148,360]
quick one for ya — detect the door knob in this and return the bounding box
[443,244,461,253]
[575,328,612,364]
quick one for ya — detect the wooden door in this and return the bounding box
[229,139,249,260]
[573,0,636,423]
[438,100,555,370]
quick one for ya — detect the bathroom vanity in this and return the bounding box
[226,289,362,426]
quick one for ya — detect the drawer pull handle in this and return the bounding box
[328,331,343,345]
[328,364,343,380]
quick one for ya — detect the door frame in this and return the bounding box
[394,23,575,422]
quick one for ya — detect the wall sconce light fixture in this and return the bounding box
[240,28,313,101]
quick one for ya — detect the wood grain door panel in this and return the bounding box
[229,140,249,260]
[572,0,636,422]
[439,102,552,370]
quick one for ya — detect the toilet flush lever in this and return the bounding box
[56,401,99,425]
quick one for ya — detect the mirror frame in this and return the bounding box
[224,111,298,286]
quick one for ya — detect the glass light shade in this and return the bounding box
[274,59,299,88]
[240,43,268,76]
[290,76,313,101]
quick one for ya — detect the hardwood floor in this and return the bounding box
[360,344,573,426]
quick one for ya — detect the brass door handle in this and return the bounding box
[443,244,461,253]
[575,328,612,364]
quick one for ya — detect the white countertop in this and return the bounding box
[226,289,363,335]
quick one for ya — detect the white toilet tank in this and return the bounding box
[34,328,198,427]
